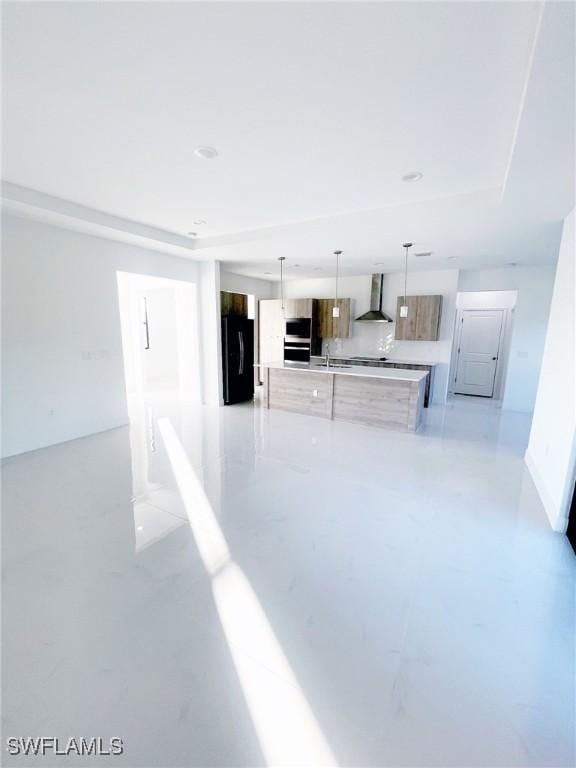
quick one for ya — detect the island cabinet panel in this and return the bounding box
[315,298,351,338]
[263,365,426,432]
[395,295,442,340]
[332,375,414,431]
[407,378,426,431]
[267,368,333,418]
[394,364,434,407]
[284,298,314,318]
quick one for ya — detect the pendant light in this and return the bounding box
[400,243,413,318]
[278,256,286,315]
[333,250,342,320]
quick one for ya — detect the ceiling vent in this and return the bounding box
[415,251,433,258]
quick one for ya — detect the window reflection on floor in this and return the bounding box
[158,417,337,767]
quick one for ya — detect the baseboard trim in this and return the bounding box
[524,450,566,532]
[1,420,130,461]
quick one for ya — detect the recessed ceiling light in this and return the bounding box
[373,262,386,266]
[264,271,272,275]
[194,146,219,160]
[187,231,197,237]
[446,256,458,260]
[193,219,207,226]
[402,171,423,182]
[507,261,518,267]
[293,264,301,268]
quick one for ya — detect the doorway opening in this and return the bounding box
[449,291,517,401]
[117,272,201,401]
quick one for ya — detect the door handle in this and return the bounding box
[492,356,497,361]
[143,297,150,350]
[239,332,244,375]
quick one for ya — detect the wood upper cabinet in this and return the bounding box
[221,291,248,317]
[394,296,419,341]
[395,295,442,341]
[259,298,352,353]
[315,298,351,338]
[284,298,313,318]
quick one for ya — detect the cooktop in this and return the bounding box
[350,356,388,361]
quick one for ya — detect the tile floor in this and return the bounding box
[3,393,575,766]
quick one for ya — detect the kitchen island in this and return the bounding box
[310,355,437,407]
[260,361,428,432]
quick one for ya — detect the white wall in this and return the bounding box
[458,266,555,412]
[525,209,575,531]
[281,270,459,403]
[220,270,275,299]
[1,214,202,457]
[199,261,223,406]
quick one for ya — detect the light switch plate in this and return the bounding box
[332,306,340,318]
[313,389,318,397]
[400,305,408,318]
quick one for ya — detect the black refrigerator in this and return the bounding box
[221,316,254,404]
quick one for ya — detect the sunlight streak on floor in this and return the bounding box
[157,418,230,575]
[158,418,337,767]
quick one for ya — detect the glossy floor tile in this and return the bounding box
[3,393,575,767]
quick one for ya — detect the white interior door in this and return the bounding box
[454,309,504,397]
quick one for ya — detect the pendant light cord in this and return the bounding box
[402,243,412,305]
[335,251,340,302]
[278,256,285,312]
[333,250,342,340]
[403,245,408,305]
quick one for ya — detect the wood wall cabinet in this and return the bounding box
[221,291,248,317]
[395,295,442,341]
[315,298,351,338]
[259,297,352,379]
[394,297,419,340]
[284,298,313,318]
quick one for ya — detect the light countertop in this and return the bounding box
[259,361,429,383]
[310,355,438,367]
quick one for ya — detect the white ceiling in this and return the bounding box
[2,1,574,278]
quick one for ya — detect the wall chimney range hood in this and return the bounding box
[355,274,393,322]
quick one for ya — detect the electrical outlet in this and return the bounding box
[312,389,318,397]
